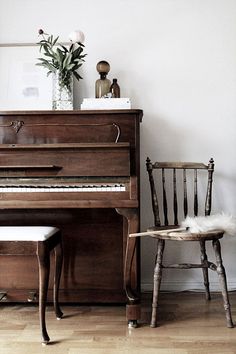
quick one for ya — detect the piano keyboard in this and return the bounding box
[0,184,126,193]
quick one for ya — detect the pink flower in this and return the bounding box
[68,30,85,44]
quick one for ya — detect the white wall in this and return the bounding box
[1,0,236,291]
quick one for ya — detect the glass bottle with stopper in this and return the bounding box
[95,61,111,98]
[110,78,120,98]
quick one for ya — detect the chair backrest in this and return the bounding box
[146,158,214,227]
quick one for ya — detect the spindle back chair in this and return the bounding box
[146,158,214,226]
[143,158,233,328]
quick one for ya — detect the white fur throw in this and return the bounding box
[181,214,236,236]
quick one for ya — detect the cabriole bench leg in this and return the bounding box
[37,242,50,345]
[54,234,63,320]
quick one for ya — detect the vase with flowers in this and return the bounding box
[36,29,86,110]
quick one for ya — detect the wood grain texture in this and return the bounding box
[0,110,142,305]
[0,291,235,353]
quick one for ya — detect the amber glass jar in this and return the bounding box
[95,61,111,98]
[110,78,120,98]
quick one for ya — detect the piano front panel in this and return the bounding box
[0,143,130,177]
[0,110,142,303]
[0,110,141,175]
[0,208,125,302]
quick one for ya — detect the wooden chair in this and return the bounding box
[143,158,233,328]
[0,226,63,344]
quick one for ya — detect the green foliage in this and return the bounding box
[36,31,86,90]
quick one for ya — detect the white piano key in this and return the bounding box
[97,186,104,192]
[0,183,126,193]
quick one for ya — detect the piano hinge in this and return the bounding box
[28,291,37,302]
[0,292,7,301]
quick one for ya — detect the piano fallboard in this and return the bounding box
[0,142,130,177]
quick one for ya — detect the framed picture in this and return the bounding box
[0,45,52,110]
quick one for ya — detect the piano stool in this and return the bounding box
[0,226,63,345]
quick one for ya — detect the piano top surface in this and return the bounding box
[0,142,130,149]
[0,109,143,120]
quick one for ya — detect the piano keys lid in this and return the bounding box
[0,142,131,177]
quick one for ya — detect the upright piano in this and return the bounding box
[0,109,142,325]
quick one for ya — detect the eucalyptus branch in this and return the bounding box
[36,29,86,90]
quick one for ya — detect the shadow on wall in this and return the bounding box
[140,116,183,290]
[140,115,185,230]
[139,114,219,291]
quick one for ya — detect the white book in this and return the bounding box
[81,98,131,110]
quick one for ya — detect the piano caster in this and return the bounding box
[126,303,140,329]
[0,292,7,302]
[128,320,138,328]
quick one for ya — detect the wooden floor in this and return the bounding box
[0,291,236,354]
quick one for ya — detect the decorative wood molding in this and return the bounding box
[0,121,121,142]
[11,120,24,133]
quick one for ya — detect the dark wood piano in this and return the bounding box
[0,109,142,325]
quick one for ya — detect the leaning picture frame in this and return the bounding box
[0,44,52,110]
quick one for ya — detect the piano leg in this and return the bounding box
[115,208,141,328]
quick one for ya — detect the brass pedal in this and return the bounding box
[0,292,7,301]
[27,291,37,302]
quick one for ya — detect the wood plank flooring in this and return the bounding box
[0,291,236,354]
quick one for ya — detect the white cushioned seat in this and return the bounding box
[0,225,63,344]
[0,226,59,241]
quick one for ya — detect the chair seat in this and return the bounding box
[0,226,59,241]
[147,226,224,241]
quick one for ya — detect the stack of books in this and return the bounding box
[81,98,131,110]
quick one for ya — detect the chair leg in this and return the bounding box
[53,234,63,319]
[212,239,234,328]
[199,240,211,300]
[150,239,165,328]
[37,242,50,345]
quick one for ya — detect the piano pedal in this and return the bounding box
[0,292,7,302]
[27,291,37,302]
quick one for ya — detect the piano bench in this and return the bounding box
[0,226,63,345]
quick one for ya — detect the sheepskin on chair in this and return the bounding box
[181,213,236,236]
